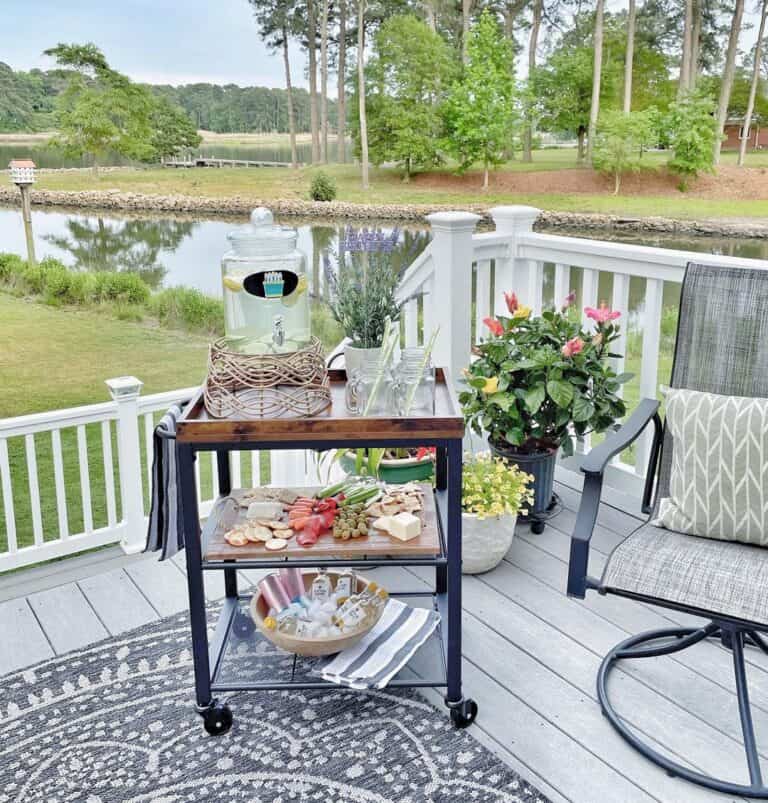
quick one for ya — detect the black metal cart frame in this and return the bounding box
[177,430,477,735]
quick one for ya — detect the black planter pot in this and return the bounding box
[489,441,558,516]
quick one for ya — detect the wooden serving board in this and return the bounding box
[204,484,441,561]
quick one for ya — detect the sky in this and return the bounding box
[1,0,764,90]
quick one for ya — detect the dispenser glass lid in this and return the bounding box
[227,207,296,254]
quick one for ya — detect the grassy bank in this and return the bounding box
[31,158,768,221]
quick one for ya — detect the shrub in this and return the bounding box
[91,272,150,305]
[0,253,25,282]
[462,451,533,519]
[309,171,337,202]
[666,88,720,190]
[148,287,224,334]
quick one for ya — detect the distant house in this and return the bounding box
[722,117,768,151]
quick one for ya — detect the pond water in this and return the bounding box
[1,203,765,328]
[0,141,352,170]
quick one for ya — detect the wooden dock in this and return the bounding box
[162,156,300,169]
[1,476,763,802]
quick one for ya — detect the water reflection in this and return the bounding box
[43,217,197,289]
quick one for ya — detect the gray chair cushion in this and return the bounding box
[601,523,768,626]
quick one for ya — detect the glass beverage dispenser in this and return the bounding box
[222,208,310,354]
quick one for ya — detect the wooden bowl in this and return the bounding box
[250,571,382,657]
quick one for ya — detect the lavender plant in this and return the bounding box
[324,226,422,349]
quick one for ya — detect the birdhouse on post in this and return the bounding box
[9,159,37,264]
[9,159,36,186]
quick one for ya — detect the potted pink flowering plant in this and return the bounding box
[460,291,631,522]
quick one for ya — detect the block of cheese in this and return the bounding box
[372,515,394,533]
[387,512,421,542]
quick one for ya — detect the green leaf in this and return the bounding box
[572,395,595,422]
[488,393,512,411]
[505,428,524,446]
[560,436,575,457]
[547,379,574,408]
[614,372,634,384]
[468,376,488,390]
[523,385,546,414]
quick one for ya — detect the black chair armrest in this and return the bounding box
[580,398,660,477]
[567,398,662,599]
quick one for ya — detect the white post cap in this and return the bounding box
[489,205,541,233]
[105,376,144,401]
[425,210,482,232]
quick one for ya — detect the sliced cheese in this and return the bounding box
[387,512,421,542]
[247,501,283,520]
[372,515,394,533]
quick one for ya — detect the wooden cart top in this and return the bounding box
[176,368,465,444]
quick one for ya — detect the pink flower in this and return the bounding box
[504,291,519,314]
[561,291,576,311]
[562,337,584,358]
[483,317,504,337]
[585,302,621,324]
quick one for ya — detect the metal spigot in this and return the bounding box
[272,314,285,348]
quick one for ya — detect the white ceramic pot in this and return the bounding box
[461,512,518,575]
[344,345,382,378]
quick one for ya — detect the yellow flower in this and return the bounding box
[513,305,532,320]
[482,376,499,394]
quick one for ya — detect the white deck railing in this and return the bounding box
[2,204,768,571]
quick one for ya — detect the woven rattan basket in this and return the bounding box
[250,571,381,657]
[204,337,331,419]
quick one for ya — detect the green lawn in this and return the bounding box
[0,295,223,552]
[33,153,768,221]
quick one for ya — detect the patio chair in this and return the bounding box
[566,262,768,798]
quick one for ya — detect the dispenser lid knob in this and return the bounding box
[250,207,274,227]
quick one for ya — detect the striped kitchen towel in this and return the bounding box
[313,598,441,690]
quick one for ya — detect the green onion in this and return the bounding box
[318,480,355,499]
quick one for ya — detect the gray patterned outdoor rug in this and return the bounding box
[0,606,547,803]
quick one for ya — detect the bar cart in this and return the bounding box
[174,368,477,734]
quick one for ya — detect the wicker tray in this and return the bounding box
[250,570,380,657]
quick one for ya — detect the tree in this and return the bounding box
[307,0,321,163]
[623,0,636,113]
[364,15,455,179]
[586,0,606,164]
[45,43,156,174]
[678,0,693,96]
[522,0,543,161]
[592,108,657,193]
[713,0,745,164]
[357,0,370,189]
[461,0,474,63]
[444,10,516,189]
[149,96,202,159]
[667,87,719,189]
[248,0,299,167]
[337,0,348,162]
[739,0,768,167]
[320,0,330,162]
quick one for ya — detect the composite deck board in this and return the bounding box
[78,569,159,635]
[26,583,109,654]
[4,481,767,802]
[124,557,190,617]
[0,598,54,674]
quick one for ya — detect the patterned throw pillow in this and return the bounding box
[654,388,768,546]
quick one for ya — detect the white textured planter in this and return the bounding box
[344,345,381,377]
[461,512,518,575]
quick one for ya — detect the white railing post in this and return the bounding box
[489,206,541,315]
[425,211,481,383]
[106,376,146,555]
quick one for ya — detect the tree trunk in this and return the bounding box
[307,0,320,164]
[320,0,329,163]
[738,0,767,166]
[282,27,299,169]
[614,170,620,194]
[357,0,369,190]
[623,0,636,113]
[713,0,745,165]
[586,0,605,164]
[678,0,693,97]
[462,0,473,63]
[577,126,586,163]
[425,0,436,31]
[337,0,347,163]
[523,0,542,162]
[482,163,489,190]
[688,0,701,89]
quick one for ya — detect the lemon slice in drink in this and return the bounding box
[223,275,244,292]
[282,274,308,307]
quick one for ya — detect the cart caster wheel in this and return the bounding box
[449,699,478,729]
[202,702,233,736]
[530,519,545,535]
[232,612,255,638]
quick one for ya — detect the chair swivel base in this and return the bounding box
[597,623,768,798]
